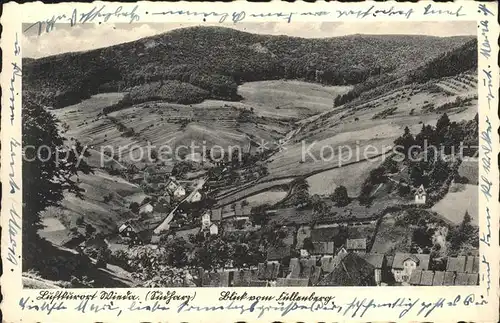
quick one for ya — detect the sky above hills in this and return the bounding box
[23,21,475,58]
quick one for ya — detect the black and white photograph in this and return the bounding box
[21,20,481,289]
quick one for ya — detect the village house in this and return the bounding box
[409,256,480,287]
[211,208,222,222]
[139,203,154,214]
[345,238,367,253]
[267,245,291,262]
[118,221,154,244]
[311,242,335,256]
[166,177,186,200]
[200,211,218,235]
[188,191,203,203]
[391,253,430,284]
[414,184,427,204]
[359,253,386,286]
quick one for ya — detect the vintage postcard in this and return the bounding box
[1,1,499,322]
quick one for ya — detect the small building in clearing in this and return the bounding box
[414,184,427,204]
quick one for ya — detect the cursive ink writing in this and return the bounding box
[7,204,22,266]
[151,10,230,23]
[480,175,492,201]
[79,5,140,24]
[479,20,491,60]
[481,256,491,296]
[19,297,67,315]
[480,116,492,173]
[337,5,413,19]
[75,299,122,316]
[128,301,170,312]
[482,68,494,109]
[478,3,493,16]
[9,138,21,194]
[24,5,140,36]
[479,207,491,247]
[250,12,296,23]
[423,4,465,17]
[9,62,22,126]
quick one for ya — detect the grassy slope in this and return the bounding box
[40,170,143,238]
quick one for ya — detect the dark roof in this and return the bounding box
[258,261,280,280]
[432,271,445,286]
[409,269,422,285]
[455,272,470,285]
[464,256,474,273]
[386,255,394,268]
[359,253,385,269]
[420,270,434,286]
[267,245,291,261]
[346,238,367,251]
[312,242,335,255]
[416,185,426,195]
[446,256,466,272]
[61,234,86,248]
[317,253,376,286]
[443,271,456,285]
[310,227,341,242]
[242,206,252,215]
[467,273,479,285]
[472,256,480,273]
[211,208,222,221]
[392,253,430,270]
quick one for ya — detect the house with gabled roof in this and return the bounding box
[165,177,186,200]
[391,253,430,284]
[359,253,386,285]
[346,238,367,253]
[414,184,427,204]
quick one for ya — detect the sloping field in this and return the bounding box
[431,184,478,226]
[40,170,143,234]
[307,158,383,197]
[52,84,296,164]
[244,190,288,207]
[269,72,478,181]
[238,80,352,118]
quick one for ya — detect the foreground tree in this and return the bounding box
[331,185,350,207]
[22,95,92,271]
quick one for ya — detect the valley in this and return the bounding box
[23,26,480,288]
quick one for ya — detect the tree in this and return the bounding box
[85,224,96,237]
[310,194,328,216]
[22,95,92,271]
[232,243,250,268]
[164,237,189,267]
[76,216,85,226]
[448,210,478,253]
[435,113,450,136]
[292,177,310,205]
[331,185,350,207]
[129,202,140,213]
[393,126,416,160]
[302,237,314,252]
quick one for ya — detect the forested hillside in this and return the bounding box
[23,26,473,109]
[334,39,478,107]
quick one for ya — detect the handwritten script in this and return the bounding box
[24,5,140,36]
[18,292,489,319]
